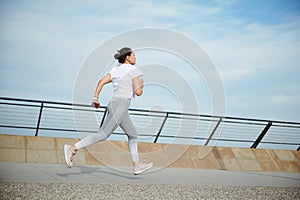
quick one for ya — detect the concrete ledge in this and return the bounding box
[0,134,299,172]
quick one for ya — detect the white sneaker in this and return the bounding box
[64,144,76,168]
[134,162,153,175]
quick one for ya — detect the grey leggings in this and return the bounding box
[75,97,139,163]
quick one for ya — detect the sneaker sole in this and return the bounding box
[64,144,72,168]
[134,163,153,175]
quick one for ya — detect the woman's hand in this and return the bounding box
[92,99,100,108]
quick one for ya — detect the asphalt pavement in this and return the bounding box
[1,162,299,199]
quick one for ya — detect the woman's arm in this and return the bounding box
[92,73,112,108]
[132,77,144,96]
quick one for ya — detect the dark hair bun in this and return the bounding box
[114,47,132,59]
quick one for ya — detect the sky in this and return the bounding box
[1,0,300,122]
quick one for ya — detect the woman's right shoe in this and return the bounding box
[134,162,153,175]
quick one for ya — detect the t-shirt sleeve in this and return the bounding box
[109,67,116,78]
[128,68,143,79]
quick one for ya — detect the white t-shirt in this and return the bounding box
[109,64,143,99]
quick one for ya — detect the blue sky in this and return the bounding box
[1,0,300,122]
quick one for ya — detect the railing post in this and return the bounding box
[100,108,107,127]
[35,102,44,136]
[251,121,272,149]
[205,117,222,146]
[154,113,169,143]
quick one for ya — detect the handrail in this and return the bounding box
[0,97,299,150]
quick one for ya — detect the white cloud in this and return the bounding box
[1,0,300,121]
[271,95,292,105]
[202,16,300,81]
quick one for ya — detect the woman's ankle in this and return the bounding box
[71,145,78,153]
[133,161,139,167]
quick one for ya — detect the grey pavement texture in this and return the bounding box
[0,162,300,199]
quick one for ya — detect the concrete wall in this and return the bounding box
[0,134,299,172]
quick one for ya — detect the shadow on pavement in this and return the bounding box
[56,165,143,180]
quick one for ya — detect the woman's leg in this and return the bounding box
[74,98,127,151]
[74,110,117,150]
[64,98,128,168]
[119,108,153,174]
[119,110,139,165]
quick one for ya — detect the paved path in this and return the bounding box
[1,162,299,199]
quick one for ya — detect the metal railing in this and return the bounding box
[0,97,299,151]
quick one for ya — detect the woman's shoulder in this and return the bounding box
[109,64,139,77]
[122,64,136,70]
[120,64,139,75]
[128,67,143,78]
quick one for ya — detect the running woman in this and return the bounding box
[64,47,153,175]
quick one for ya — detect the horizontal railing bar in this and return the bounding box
[270,124,300,129]
[38,127,97,133]
[1,125,299,146]
[1,121,298,136]
[2,97,300,125]
[0,102,41,108]
[0,125,37,131]
[129,112,166,118]
[1,96,300,150]
[0,97,90,108]
[259,141,300,145]
[221,120,267,126]
[44,106,106,114]
[43,105,97,112]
